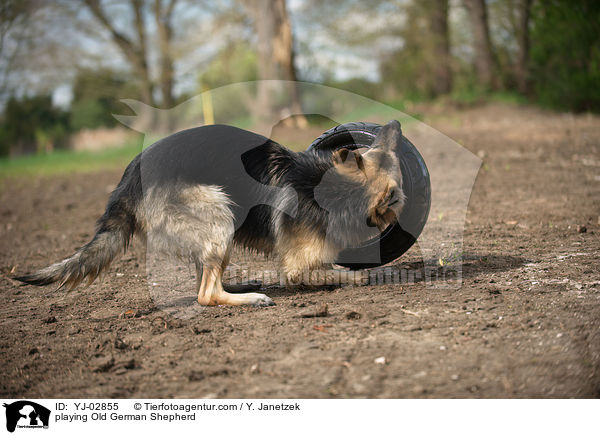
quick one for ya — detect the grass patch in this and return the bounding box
[0,140,142,179]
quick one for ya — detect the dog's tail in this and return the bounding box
[14,157,142,290]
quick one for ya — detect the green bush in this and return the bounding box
[530,0,600,112]
[199,43,258,90]
[69,68,139,131]
[70,99,110,131]
[0,95,70,156]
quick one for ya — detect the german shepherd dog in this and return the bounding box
[15,120,405,307]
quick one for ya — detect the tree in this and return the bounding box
[154,0,176,108]
[514,0,531,94]
[242,0,307,128]
[83,0,178,108]
[428,0,452,95]
[380,0,453,99]
[0,0,36,103]
[530,0,600,111]
[464,0,496,90]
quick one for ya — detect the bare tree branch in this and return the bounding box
[0,0,35,100]
[154,0,176,108]
[241,0,307,128]
[132,0,147,61]
[464,0,497,90]
[83,0,154,104]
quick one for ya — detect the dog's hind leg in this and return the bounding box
[158,184,273,307]
[196,246,274,307]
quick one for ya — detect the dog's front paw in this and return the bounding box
[249,293,275,307]
[211,291,275,307]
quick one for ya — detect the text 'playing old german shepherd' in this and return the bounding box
[15,120,405,307]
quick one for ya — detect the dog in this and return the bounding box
[15,120,405,307]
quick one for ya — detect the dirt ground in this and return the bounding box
[1,103,599,398]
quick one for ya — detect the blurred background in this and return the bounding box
[0,0,598,170]
[2,1,600,399]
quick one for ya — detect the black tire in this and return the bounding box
[307,122,431,269]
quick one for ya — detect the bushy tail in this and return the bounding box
[14,157,141,290]
[14,228,130,290]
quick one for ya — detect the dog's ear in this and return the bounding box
[332,148,350,164]
[333,148,366,173]
[372,120,401,151]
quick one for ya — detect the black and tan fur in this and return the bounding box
[15,120,405,306]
